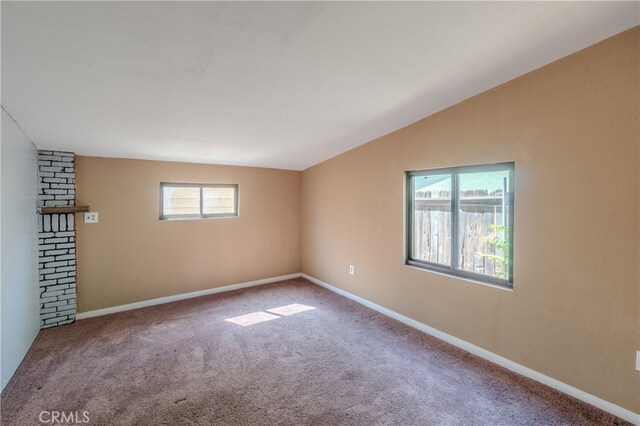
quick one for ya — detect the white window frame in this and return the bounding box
[159,182,238,220]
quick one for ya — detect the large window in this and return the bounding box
[160,183,238,220]
[406,162,514,287]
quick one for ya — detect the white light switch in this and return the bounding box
[636,351,640,372]
[349,265,355,275]
[84,212,98,224]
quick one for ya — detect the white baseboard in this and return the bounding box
[76,273,302,320]
[301,273,640,425]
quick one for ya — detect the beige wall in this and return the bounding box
[301,27,640,413]
[76,157,301,312]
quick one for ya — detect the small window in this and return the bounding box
[406,162,514,287]
[160,183,238,220]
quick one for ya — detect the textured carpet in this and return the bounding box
[1,278,630,425]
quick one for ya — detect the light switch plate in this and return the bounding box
[84,212,98,224]
[349,265,355,275]
[636,351,640,372]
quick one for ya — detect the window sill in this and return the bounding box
[404,262,513,292]
[159,215,238,221]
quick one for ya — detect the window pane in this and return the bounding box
[457,170,510,279]
[203,187,236,215]
[163,186,200,216]
[412,174,452,265]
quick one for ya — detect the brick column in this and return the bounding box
[37,150,77,328]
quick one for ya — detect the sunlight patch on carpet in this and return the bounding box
[266,303,316,316]
[225,311,281,326]
[225,303,317,326]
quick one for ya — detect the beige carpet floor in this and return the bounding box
[1,278,630,425]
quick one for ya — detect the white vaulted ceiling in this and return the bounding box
[2,2,638,170]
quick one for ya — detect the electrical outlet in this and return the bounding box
[84,212,99,224]
[349,265,355,275]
